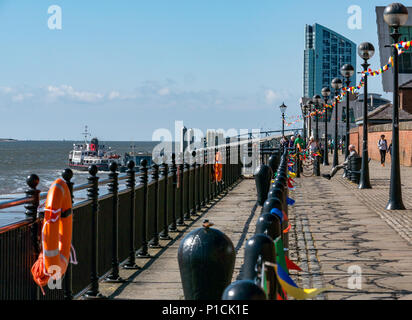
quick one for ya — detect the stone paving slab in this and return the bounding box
[288,155,412,300]
[95,178,259,300]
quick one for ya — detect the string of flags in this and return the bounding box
[261,152,331,300]
[282,39,412,126]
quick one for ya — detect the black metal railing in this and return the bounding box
[0,145,244,300]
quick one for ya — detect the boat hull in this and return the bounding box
[69,163,110,172]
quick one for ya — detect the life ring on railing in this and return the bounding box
[214,151,223,183]
[31,178,74,294]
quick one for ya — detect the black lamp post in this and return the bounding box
[340,64,355,160]
[321,87,331,166]
[331,78,343,168]
[303,104,309,146]
[279,103,288,137]
[312,95,322,142]
[313,95,322,176]
[308,100,313,139]
[358,42,375,189]
[384,2,408,210]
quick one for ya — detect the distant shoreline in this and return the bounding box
[0,139,17,142]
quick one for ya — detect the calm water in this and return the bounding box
[0,140,159,226]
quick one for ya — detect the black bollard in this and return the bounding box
[254,164,273,206]
[178,220,235,300]
[262,197,283,214]
[241,234,277,300]
[256,213,282,241]
[222,280,267,300]
[268,154,280,177]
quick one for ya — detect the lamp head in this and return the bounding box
[340,64,355,78]
[384,3,409,27]
[321,87,331,98]
[358,42,375,60]
[279,103,287,114]
[331,78,343,90]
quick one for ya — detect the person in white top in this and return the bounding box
[377,135,388,167]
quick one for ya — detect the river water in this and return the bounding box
[0,140,159,226]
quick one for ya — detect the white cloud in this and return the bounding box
[47,85,104,103]
[157,87,170,96]
[265,89,280,104]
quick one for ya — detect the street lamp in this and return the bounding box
[383,2,408,210]
[279,102,288,137]
[312,95,322,141]
[312,95,322,177]
[358,42,375,189]
[307,100,313,139]
[340,64,355,160]
[331,78,343,168]
[303,103,309,145]
[321,87,331,166]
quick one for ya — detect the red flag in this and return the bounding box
[285,257,303,271]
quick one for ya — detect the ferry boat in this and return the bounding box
[69,127,121,172]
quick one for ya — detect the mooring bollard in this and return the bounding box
[254,164,273,206]
[256,213,282,241]
[178,220,235,300]
[222,280,267,300]
[268,154,280,177]
[241,234,277,300]
[105,162,124,282]
[262,197,283,214]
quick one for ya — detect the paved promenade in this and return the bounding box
[288,155,412,300]
[98,178,260,299]
[96,155,412,300]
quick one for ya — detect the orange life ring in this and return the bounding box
[214,152,223,182]
[31,178,73,294]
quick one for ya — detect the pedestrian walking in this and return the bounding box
[377,135,388,167]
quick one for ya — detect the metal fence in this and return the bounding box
[0,148,243,300]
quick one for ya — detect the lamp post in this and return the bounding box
[313,95,322,176]
[308,100,313,139]
[321,87,331,166]
[383,2,408,210]
[358,42,375,189]
[279,103,288,137]
[331,78,343,168]
[340,64,355,160]
[303,104,309,145]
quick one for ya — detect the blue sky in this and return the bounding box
[0,0,398,141]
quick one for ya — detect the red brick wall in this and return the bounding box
[350,124,412,166]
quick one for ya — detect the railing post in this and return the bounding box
[62,169,74,298]
[176,153,185,226]
[169,153,179,231]
[84,165,106,299]
[123,160,139,269]
[149,163,161,248]
[201,149,206,207]
[196,152,201,211]
[160,157,172,239]
[25,174,40,301]
[137,159,151,258]
[105,162,124,282]
[184,154,191,221]
[191,151,197,216]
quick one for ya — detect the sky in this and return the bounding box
[0,0,400,141]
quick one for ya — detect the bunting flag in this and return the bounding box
[286,197,295,206]
[274,237,288,272]
[283,224,291,234]
[285,256,302,271]
[272,263,330,300]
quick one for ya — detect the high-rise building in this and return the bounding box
[303,23,357,98]
[376,6,412,92]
